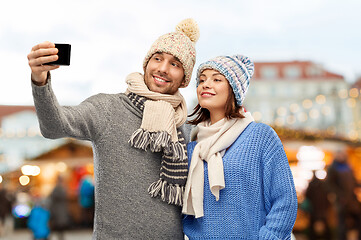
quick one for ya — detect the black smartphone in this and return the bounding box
[44,43,71,66]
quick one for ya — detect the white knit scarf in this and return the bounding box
[126,72,187,142]
[182,112,254,218]
[125,72,189,206]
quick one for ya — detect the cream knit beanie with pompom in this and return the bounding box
[143,18,200,88]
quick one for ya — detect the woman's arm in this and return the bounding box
[259,130,298,240]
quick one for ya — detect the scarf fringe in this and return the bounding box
[128,128,150,150]
[164,142,187,162]
[129,129,187,162]
[150,131,171,152]
[148,179,184,206]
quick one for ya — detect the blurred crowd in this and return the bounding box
[303,150,361,240]
[0,182,13,237]
[0,174,94,240]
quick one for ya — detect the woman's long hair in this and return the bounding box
[188,85,245,125]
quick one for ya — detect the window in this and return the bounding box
[306,65,323,77]
[260,66,278,79]
[284,66,301,78]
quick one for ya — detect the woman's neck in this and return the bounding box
[209,110,226,125]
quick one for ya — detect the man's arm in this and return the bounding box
[33,77,110,141]
[28,42,108,141]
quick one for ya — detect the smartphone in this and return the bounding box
[44,43,71,66]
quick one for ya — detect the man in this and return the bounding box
[305,171,331,239]
[0,185,13,237]
[49,176,70,240]
[27,19,199,239]
[326,149,361,240]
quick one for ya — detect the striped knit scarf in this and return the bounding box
[125,72,188,206]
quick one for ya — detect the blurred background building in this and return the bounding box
[0,106,65,173]
[244,61,356,139]
[0,106,94,236]
[351,77,361,142]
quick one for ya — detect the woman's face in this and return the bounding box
[197,69,231,117]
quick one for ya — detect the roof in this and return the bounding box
[352,77,361,89]
[23,140,93,167]
[32,140,93,161]
[253,61,344,80]
[0,105,35,121]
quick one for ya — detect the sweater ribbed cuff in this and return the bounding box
[259,226,289,240]
[31,72,52,98]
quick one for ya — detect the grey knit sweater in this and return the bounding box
[32,77,189,239]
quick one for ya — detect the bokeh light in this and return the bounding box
[19,175,30,186]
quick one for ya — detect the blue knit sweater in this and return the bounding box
[183,122,298,240]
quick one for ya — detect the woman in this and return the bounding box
[182,55,298,239]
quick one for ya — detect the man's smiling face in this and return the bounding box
[144,52,185,95]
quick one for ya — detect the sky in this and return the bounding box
[1,0,361,107]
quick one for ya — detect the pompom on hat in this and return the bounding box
[196,55,254,106]
[143,18,200,88]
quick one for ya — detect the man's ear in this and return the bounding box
[180,76,186,87]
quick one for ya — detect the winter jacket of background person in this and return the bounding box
[28,205,50,239]
[49,183,70,231]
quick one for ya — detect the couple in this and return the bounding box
[27,19,297,239]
